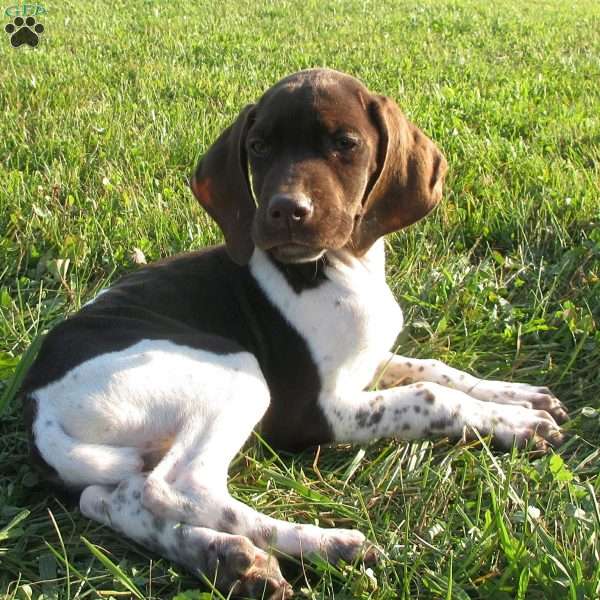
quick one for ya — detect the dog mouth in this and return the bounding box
[269,243,326,264]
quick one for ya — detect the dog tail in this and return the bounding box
[28,394,143,488]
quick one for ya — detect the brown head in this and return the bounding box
[191,69,447,265]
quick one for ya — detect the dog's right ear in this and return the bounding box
[191,105,256,265]
[351,95,447,254]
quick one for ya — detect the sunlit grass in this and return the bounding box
[1,0,599,598]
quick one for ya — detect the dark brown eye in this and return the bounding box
[334,135,358,152]
[249,139,269,156]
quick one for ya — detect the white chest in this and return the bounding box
[250,241,404,396]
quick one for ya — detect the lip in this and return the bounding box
[269,243,326,264]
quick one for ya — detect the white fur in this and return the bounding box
[30,240,564,582]
[33,340,267,487]
[249,243,563,447]
[249,239,403,397]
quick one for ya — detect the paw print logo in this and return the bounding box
[5,16,44,47]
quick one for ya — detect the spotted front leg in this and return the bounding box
[374,354,568,424]
[324,382,565,452]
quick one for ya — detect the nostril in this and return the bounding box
[291,206,309,221]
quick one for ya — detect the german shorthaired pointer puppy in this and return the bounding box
[21,69,567,599]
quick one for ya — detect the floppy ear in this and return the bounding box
[351,95,447,254]
[191,104,256,265]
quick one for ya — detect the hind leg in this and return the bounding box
[80,476,291,599]
[143,466,374,565]
[137,360,375,564]
[29,339,258,488]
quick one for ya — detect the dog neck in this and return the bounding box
[326,238,387,280]
[249,237,402,394]
[255,238,387,293]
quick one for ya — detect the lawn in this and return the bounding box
[1,0,599,598]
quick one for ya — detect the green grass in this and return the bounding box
[1,0,599,598]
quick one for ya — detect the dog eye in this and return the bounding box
[333,136,358,152]
[249,139,269,156]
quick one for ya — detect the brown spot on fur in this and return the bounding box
[356,402,386,428]
[222,507,238,527]
[369,395,384,407]
[370,404,386,426]
[424,391,435,404]
[116,481,129,504]
[152,516,166,532]
[430,417,452,430]
[257,524,275,545]
[176,524,191,543]
[356,409,369,427]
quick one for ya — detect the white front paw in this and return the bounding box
[468,380,568,424]
[320,528,379,565]
[470,402,565,453]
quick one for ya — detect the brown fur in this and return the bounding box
[191,69,447,265]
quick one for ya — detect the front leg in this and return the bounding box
[373,353,568,423]
[323,383,564,452]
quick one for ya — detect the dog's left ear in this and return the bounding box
[191,105,256,265]
[351,95,447,254]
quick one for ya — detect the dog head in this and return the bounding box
[191,69,447,265]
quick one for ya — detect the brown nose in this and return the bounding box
[267,194,313,227]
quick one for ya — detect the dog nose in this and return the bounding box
[267,194,313,226]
